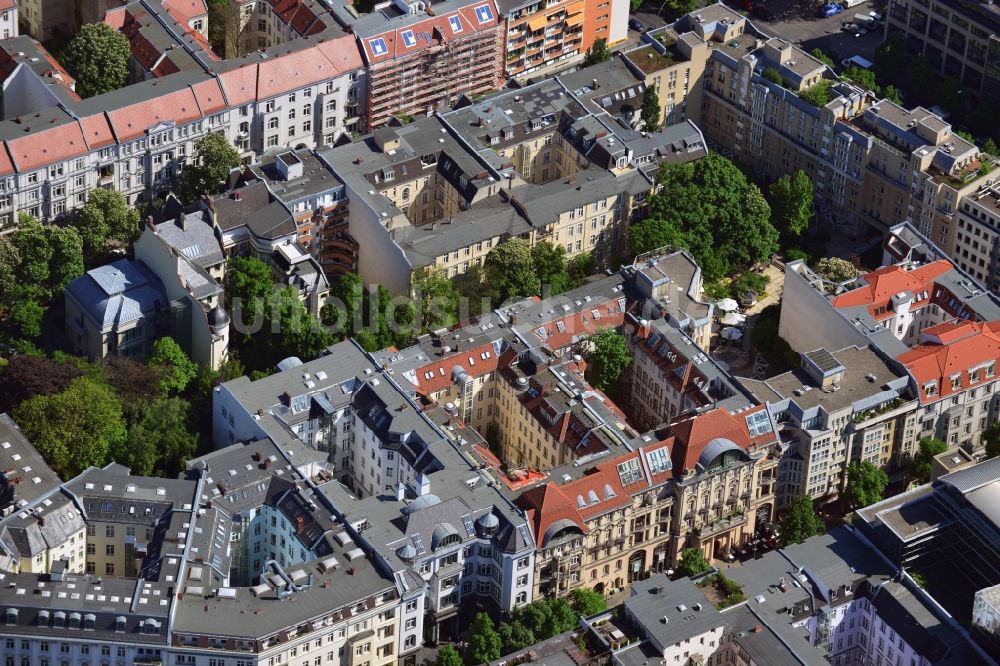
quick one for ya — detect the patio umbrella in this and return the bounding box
[720,312,745,326]
[721,327,742,341]
[716,298,739,312]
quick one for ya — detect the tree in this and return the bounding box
[0,354,82,413]
[13,216,54,291]
[436,645,463,666]
[324,272,363,334]
[124,397,199,476]
[8,295,45,339]
[768,170,813,239]
[569,587,607,617]
[180,133,241,202]
[762,67,785,86]
[485,237,540,303]
[982,138,999,157]
[47,225,85,294]
[814,257,859,283]
[810,48,835,69]
[677,547,711,577]
[661,0,696,14]
[582,38,610,67]
[568,252,593,288]
[531,241,569,295]
[103,355,161,423]
[779,495,823,546]
[13,376,127,477]
[882,85,903,105]
[844,461,888,509]
[498,621,536,654]
[640,86,661,131]
[843,66,879,94]
[544,598,578,635]
[266,286,335,360]
[227,255,274,333]
[0,234,20,310]
[464,612,502,665]
[148,337,198,395]
[412,267,459,332]
[910,54,935,90]
[629,0,642,10]
[874,33,906,79]
[12,216,83,299]
[982,421,1000,459]
[74,189,141,256]
[634,153,777,280]
[61,23,129,98]
[799,81,833,108]
[587,329,631,392]
[910,437,947,484]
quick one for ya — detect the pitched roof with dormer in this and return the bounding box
[666,405,775,474]
[897,320,1000,402]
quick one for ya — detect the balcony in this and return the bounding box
[695,512,747,538]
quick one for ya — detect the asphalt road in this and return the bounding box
[751,0,886,65]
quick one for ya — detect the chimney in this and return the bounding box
[145,215,155,230]
[231,190,242,201]
[295,515,305,533]
[592,78,599,90]
[37,515,45,527]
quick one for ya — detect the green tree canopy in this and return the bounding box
[641,86,661,131]
[762,68,785,85]
[587,328,631,392]
[567,252,593,288]
[810,48,835,69]
[266,286,335,360]
[582,38,610,67]
[498,621,537,655]
[875,33,906,78]
[180,133,241,202]
[532,241,570,295]
[149,337,198,395]
[12,216,84,300]
[911,437,947,484]
[799,81,833,107]
[882,85,903,105]
[464,612,502,665]
[124,397,199,476]
[569,587,607,617]
[843,66,879,94]
[485,237,540,302]
[982,421,1000,459]
[13,376,127,477]
[779,495,823,546]
[62,23,130,98]
[768,170,813,239]
[412,266,460,332]
[844,460,888,509]
[677,547,711,577]
[323,272,363,334]
[0,234,20,310]
[631,154,777,279]
[982,138,999,157]
[8,295,45,339]
[74,189,141,256]
[226,255,274,331]
[102,355,161,424]
[436,645,463,666]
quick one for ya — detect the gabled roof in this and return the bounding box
[162,0,208,25]
[359,0,500,63]
[106,86,203,142]
[5,120,88,172]
[897,320,1000,401]
[831,261,951,312]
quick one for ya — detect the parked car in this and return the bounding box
[821,3,844,17]
[869,9,883,20]
[842,22,862,33]
[628,17,645,32]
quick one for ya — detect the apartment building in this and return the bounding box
[17,0,76,42]
[330,0,505,131]
[622,315,751,432]
[0,0,16,40]
[741,346,915,505]
[952,181,1000,291]
[320,60,706,292]
[241,149,358,278]
[498,0,628,79]
[884,0,1000,103]
[621,25,707,128]
[780,227,1000,463]
[588,526,991,666]
[0,414,59,519]
[212,340,537,646]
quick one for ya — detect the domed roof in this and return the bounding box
[208,303,230,329]
[396,543,417,560]
[697,437,746,470]
[477,512,500,529]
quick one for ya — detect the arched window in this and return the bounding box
[402,187,411,202]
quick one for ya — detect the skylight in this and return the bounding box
[745,410,772,438]
[475,4,494,23]
[401,30,416,47]
[449,15,463,32]
[369,38,388,56]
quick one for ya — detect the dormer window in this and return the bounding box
[490,135,500,145]
[970,368,981,383]
[950,374,961,390]
[988,362,996,378]
[923,382,937,396]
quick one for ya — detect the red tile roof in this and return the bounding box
[191,78,227,115]
[412,340,503,394]
[667,406,773,474]
[528,295,627,352]
[0,144,15,177]
[107,86,203,142]
[898,320,1000,401]
[162,0,208,26]
[0,0,15,10]
[6,121,88,172]
[831,261,952,314]
[515,440,672,548]
[78,114,115,149]
[218,64,258,106]
[360,0,500,62]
